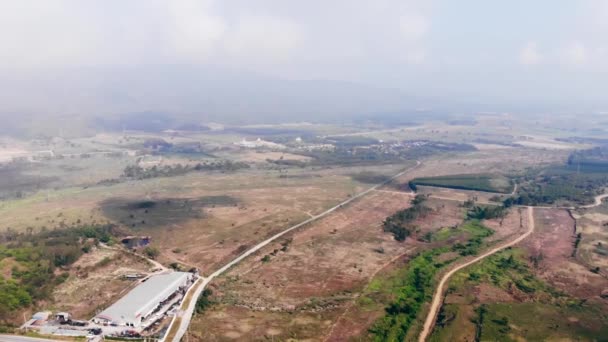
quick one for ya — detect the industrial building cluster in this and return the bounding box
[21,272,196,339]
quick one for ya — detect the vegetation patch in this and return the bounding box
[350,171,392,184]
[122,160,249,180]
[505,166,608,206]
[369,219,495,341]
[0,162,59,200]
[0,224,121,319]
[101,195,239,229]
[449,248,556,295]
[504,148,608,206]
[466,205,508,220]
[432,220,494,244]
[383,195,430,241]
[410,174,513,193]
[430,248,608,341]
[368,247,452,341]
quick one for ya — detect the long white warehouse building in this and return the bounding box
[94,272,191,328]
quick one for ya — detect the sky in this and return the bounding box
[0,0,607,114]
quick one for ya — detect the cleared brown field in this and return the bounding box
[573,203,608,275]
[52,247,154,319]
[188,192,473,341]
[522,208,607,301]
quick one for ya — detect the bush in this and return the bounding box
[195,289,213,314]
[143,246,160,259]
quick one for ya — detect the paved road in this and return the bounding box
[163,161,421,342]
[418,206,536,342]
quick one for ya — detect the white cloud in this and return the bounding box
[223,14,303,65]
[398,12,430,64]
[560,42,588,66]
[519,42,542,65]
[399,12,429,42]
[403,48,426,64]
[165,0,226,62]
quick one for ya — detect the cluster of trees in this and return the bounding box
[568,147,608,170]
[505,149,608,206]
[122,160,250,180]
[296,141,476,167]
[370,249,447,340]
[266,158,307,168]
[409,174,512,194]
[383,195,430,241]
[0,278,32,317]
[504,172,608,206]
[0,224,120,317]
[467,205,508,220]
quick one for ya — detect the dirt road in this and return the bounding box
[163,161,421,342]
[418,206,536,342]
[580,193,608,209]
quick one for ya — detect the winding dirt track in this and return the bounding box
[418,206,536,342]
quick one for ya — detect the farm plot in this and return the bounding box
[410,174,513,193]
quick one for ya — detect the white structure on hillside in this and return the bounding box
[94,272,192,328]
[235,138,285,149]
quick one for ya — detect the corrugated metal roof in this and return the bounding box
[95,272,190,325]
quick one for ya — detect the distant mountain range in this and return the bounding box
[0,65,455,135]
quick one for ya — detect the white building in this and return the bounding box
[94,272,191,328]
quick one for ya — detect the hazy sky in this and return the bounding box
[1,0,607,110]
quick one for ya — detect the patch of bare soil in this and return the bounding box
[522,208,607,300]
[474,283,515,303]
[483,206,527,242]
[416,197,465,235]
[52,247,154,319]
[188,305,336,341]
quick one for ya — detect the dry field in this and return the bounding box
[187,192,479,341]
[0,163,410,276]
[523,208,606,300]
[573,203,608,275]
[392,147,566,185]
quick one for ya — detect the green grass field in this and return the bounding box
[431,220,493,242]
[411,174,513,193]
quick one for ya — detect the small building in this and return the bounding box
[94,272,191,328]
[121,236,151,248]
[55,312,71,323]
